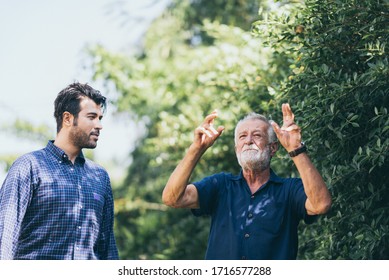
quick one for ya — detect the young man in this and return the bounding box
[0,82,119,259]
[162,104,332,259]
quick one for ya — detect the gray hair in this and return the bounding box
[234,113,277,145]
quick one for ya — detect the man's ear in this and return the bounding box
[62,112,74,128]
[270,142,279,157]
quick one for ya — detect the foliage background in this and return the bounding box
[1,0,388,259]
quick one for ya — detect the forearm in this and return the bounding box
[271,103,332,214]
[292,153,332,215]
[162,144,204,207]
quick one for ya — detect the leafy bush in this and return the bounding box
[253,0,389,259]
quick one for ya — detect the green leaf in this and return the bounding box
[376,138,381,147]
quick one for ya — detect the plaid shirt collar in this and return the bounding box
[45,140,86,164]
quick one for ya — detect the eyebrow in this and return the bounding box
[238,129,263,135]
[86,112,103,119]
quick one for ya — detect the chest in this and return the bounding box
[212,182,292,234]
[29,163,106,212]
[232,185,286,218]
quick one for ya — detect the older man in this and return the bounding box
[162,104,331,259]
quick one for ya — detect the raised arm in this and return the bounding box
[270,103,332,215]
[162,111,224,208]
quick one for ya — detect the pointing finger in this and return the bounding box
[282,103,295,124]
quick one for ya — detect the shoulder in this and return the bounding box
[3,149,46,184]
[10,149,46,170]
[198,172,236,183]
[192,172,239,193]
[283,177,303,188]
[274,175,305,198]
[84,158,110,178]
[279,176,302,186]
[270,170,302,186]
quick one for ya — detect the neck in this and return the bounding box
[242,167,271,194]
[54,132,80,164]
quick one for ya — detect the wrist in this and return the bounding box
[288,142,307,157]
[188,143,207,157]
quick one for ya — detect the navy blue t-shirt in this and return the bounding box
[192,170,316,260]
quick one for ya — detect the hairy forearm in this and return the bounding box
[162,144,204,208]
[292,153,332,215]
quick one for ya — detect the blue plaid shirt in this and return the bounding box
[0,141,119,260]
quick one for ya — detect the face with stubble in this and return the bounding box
[235,119,274,172]
[69,97,103,149]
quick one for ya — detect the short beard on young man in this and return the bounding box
[69,125,98,149]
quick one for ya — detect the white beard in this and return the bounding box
[237,144,271,171]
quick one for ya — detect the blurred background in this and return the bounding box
[0,0,388,259]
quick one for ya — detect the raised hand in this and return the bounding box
[193,110,225,151]
[270,103,302,152]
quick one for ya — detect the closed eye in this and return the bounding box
[253,134,263,138]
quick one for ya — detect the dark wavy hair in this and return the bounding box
[54,82,107,133]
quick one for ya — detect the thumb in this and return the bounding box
[270,121,282,139]
[217,126,225,134]
[270,120,281,137]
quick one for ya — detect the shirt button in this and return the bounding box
[248,213,253,218]
[244,233,250,238]
[70,168,74,171]
[78,185,82,189]
[80,205,83,209]
[78,226,81,229]
[251,195,255,199]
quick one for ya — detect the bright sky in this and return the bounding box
[0,0,169,182]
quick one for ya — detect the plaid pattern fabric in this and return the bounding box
[0,141,118,260]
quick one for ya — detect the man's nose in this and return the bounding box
[244,134,253,144]
[96,119,103,130]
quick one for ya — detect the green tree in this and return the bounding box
[89,0,293,259]
[0,119,53,172]
[253,0,389,259]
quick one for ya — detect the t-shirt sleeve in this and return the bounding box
[191,173,224,217]
[290,178,317,224]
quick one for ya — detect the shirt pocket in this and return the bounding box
[251,201,285,235]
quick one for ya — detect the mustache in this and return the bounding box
[242,144,260,151]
